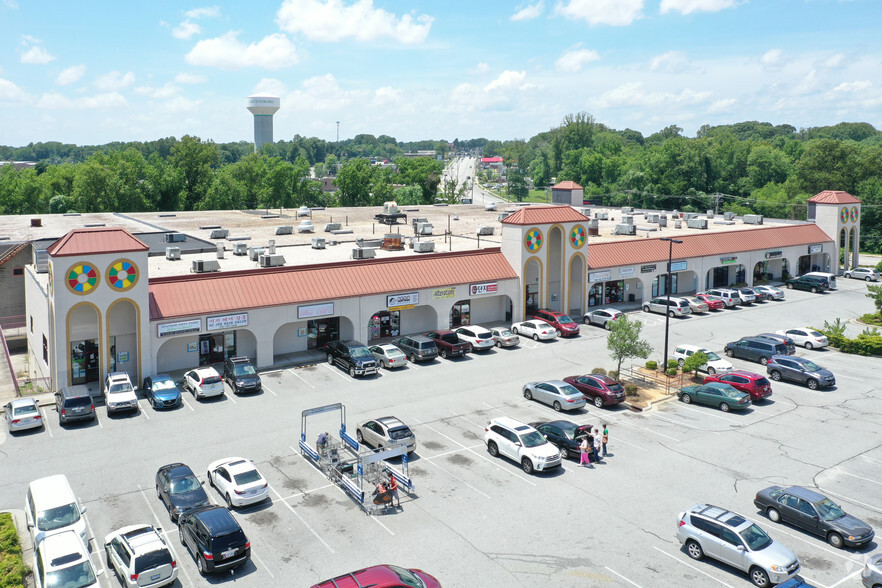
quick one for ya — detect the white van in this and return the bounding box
[25,474,89,546]
[673,344,734,375]
[802,272,837,289]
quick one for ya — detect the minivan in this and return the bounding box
[802,271,837,289]
[724,337,790,366]
[54,385,95,425]
[26,474,89,547]
[643,297,692,317]
[702,288,740,307]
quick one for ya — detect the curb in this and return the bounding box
[624,394,676,413]
[0,508,35,588]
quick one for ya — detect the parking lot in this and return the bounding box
[2,277,880,587]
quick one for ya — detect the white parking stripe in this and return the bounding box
[592,413,681,442]
[604,566,643,587]
[836,469,882,486]
[140,402,150,420]
[768,525,865,564]
[828,569,863,588]
[673,403,740,423]
[819,488,882,514]
[41,408,53,438]
[651,413,721,433]
[321,362,351,381]
[181,397,195,412]
[252,552,275,579]
[137,485,195,587]
[651,546,735,588]
[448,410,485,429]
[288,369,315,388]
[279,482,336,501]
[261,384,278,396]
[420,456,492,499]
[225,393,237,405]
[861,454,882,465]
[83,516,109,586]
[268,484,335,553]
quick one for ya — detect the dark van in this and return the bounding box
[54,385,96,424]
[724,337,790,366]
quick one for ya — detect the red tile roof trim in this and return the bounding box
[807,190,861,204]
[552,181,583,190]
[501,205,590,226]
[149,248,519,321]
[47,227,149,257]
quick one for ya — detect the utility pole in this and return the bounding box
[336,121,340,143]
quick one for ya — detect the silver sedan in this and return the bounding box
[369,344,409,369]
[522,380,587,412]
[4,397,44,433]
[583,308,624,329]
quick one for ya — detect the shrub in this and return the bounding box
[665,367,678,376]
[0,512,29,588]
[821,318,847,338]
[667,359,678,370]
[624,383,639,397]
[860,313,882,326]
[591,367,607,375]
[682,351,708,375]
[645,360,658,370]
[608,370,619,380]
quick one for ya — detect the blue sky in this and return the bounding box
[1,0,880,147]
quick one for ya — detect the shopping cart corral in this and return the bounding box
[299,403,415,515]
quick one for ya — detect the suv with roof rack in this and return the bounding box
[223,356,261,394]
[677,503,800,587]
[104,524,178,587]
[325,340,378,378]
[104,371,139,414]
[484,417,561,475]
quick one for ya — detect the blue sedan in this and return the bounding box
[143,374,182,409]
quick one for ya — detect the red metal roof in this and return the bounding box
[587,224,832,269]
[47,227,149,257]
[149,249,518,320]
[552,181,583,190]
[501,205,590,226]
[807,190,861,204]
[481,157,504,163]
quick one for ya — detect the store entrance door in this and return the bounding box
[70,339,99,385]
[369,312,400,340]
[450,302,470,328]
[199,333,226,365]
[308,317,340,350]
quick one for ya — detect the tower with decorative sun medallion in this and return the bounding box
[500,205,591,320]
[38,227,151,390]
[806,190,862,274]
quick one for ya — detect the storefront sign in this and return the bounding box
[669,261,688,272]
[720,256,738,265]
[808,244,823,254]
[387,292,419,309]
[764,251,782,259]
[207,312,248,331]
[589,270,612,283]
[641,264,656,274]
[433,287,457,299]
[618,267,635,278]
[117,351,129,363]
[469,282,498,296]
[157,319,201,338]
[187,342,197,352]
[298,302,334,319]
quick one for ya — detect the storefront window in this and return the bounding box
[589,281,624,307]
[652,274,678,297]
[450,302,470,327]
[369,312,399,340]
[70,339,99,385]
[308,317,339,350]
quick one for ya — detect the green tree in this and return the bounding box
[747,145,791,189]
[170,135,220,210]
[395,157,444,203]
[796,139,860,194]
[393,185,423,206]
[607,315,653,376]
[72,160,115,212]
[867,284,882,315]
[334,158,375,206]
[681,351,708,374]
[507,168,528,202]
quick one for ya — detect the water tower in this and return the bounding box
[246,94,280,151]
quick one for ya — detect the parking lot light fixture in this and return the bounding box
[660,237,683,371]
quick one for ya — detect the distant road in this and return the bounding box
[443,156,506,207]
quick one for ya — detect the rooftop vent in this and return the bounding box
[723,211,736,221]
[232,243,248,256]
[311,238,326,250]
[477,226,494,236]
[614,224,636,236]
[275,225,293,235]
[413,241,435,253]
[352,248,376,260]
[248,247,266,261]
[595,212,609,220]
[209,229,229,239]
[165,247,181,260]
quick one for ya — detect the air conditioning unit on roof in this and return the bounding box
[191,259,220,273]
[232,243,248,256]
[413,241,435,253]
[165,247,181,260]
[259,254,285,267]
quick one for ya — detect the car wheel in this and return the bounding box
[807,378,819,390]
[642,305,650,312]
[707,367,716,375]
[496,341,502,348]
[327,354,334,365]
[409,354,416,363]
[786,283,793,289]
[845,273,851,279]
[356,430,364,443]
[767,507,781,523]
[749,566,770,587]
[769,370,781,381]
[487,441,499,457]
[553,401,562,412]
[719,402,730,412]
[805,342,813,350]
[759,356,769,366]
[811,286,818,293]
[440,349,448,359]
[521,458,534,475]
[349,366,356,378]
[533,334,539,341]
[168,505,176,523]
[668,310,675,318]
[827,531,844,548]
[523,389,532,400]
[156,485,161,500]
[685,539,703,560]
[604,322,611,331]
[207,472,214,488]
[225,493,233,509]
[725,349,734,358]
[584,318,591,325]
[866,276,872,282]
[594,396,604,408]
[512,327,519,334]
[104,546,115,578]
[555,329,562,338]
[559,446,569,459]
[197,555,207,576]
[681,394,692,404]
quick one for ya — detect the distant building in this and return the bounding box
[0,161,38,170]
[551,181,584,206]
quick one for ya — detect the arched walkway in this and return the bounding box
[67,302,101,386]
[106,298,140,383]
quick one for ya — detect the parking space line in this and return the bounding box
[321,362,352,382]
[651,413,720,433]
[261,384,278,396]
[181,397,195,412]
[828,569,863,588]
[83,516,109,585]
[651,546,735,588]
[421,443,485,460]
[225,393,237,405]
[279,482,336,501]
[817,487,882,514]
[420,457,492,499]
[252,552,275,579]
[673,403,740,423]
[268,484,335,553]
[834,373,863,382]
[604,566,642,587]
[140,403,150,420]
[288,369,316,388]
[137,485,195,587]
[41,408,53,438]
[764,525,864,564]
[837,469,882,486]
[596,413,681,442]
[448,410,485,429]
[861,454,882,465]
[94,411,104,429]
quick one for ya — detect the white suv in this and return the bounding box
[673,344,733,375]
[34,530,99,588]
[484,417,561,475]
[104,372,139,414]
[844,267,879,281]
[104,525,178,588]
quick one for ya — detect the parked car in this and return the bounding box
[425,329,471,359]
[4,397,43,433]
[183,367,224,400]
[529,420,594,461]
[702,288,741,307]
[643,297,692,317]
[695,293,726,310]
[489,327,520,347]
[677,382,751,412]
[207,457,269,508]
[484,417,562,474]
[683,296,710,313]
[178,506,250,575]
[356,416,416,453]
[455,325,495,351]
[704,371,773,402]
[142,374,182,409]
[104,371,140,414]
[583,308,624,329]
[786,276,828,293]
[563,374,626,408]
[326,340,378,377]
[522,380,587,412]
[749,287,770,302]
[755,333,796,355]
[863,553,882,587]
[54,385,95,425]
[677,503,800,587]
[844,267,879,281]
[753,285,785,300]
[223,356,261,394]
[155,463,210,523]
[104,524,178,588]
[754,485,874,548]
[673,344,734,375]
[393,335,438,362]
[26,474,89,547]
[511,319,558,341]
[368,344,409,369]
[766,356,836,390]
[775,328,829,350]
[532,309,581,337]
[309,565,441,588]
[724,337,790,366]
[736,288,758,304]
[34,530,98,588]
[803,271,837,289]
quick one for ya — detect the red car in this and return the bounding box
[532,309,581,337]
[695,294,725,310]
[563,374,626,408]
[424,330,471,359]
[703,370,772,401]
[310,565,441,588]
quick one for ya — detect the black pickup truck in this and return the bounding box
[325,340,379,377]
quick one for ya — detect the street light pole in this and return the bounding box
[660,237,683,372]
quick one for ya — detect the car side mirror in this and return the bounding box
[80,505,87,514]
[736,545,745,551]
[133,386,139,391]
[515,442,522,447]
[27,522,34,529]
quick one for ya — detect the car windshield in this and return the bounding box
[519,431,548,448]
[389,427,413,440]
[386,348,405,358]
[46,561,96,588]
[37,503,81,531]
[809,330,824,337]
[705,352,721,361]
[233,469,262,485]
[170,476,202,494]
[815,498,846,521]
[497,329,514,337]
[14,404,39,416]
[739,523,773,551]
[755,378,770,386]
[801,360,821,371]
[351,347,372,358]
[234,364,256,376]
[109,382,132,393]
[557,315,575,324]
[153,379,176,391]
[387,565,427,588]
[134,549,174,573]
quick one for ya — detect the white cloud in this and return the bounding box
[650,50,690,73]
[793,69,821,95]
[173,20,202,40]
[21,45,55,64]
[174,72,207,84]
[555,0,644,26]
[135,83,181,99]
[373,86,402,106]
[186,32,298,69]
[3,0,20,9]
[159,95,202,113]
[276,0,433,44]
[288,74,367,111]
[818,53,845,69]
[0,77,27,101]
[832,80,871,93]
[511,2,544,21]
[760,49,785,70]
[185,6,220,19]
[594,81,711,108]
[659,0,737,15]
[555,46,600,73]
[469,62,490,75]
[253,77,288,97]
[56,64,86,86]
[95,70,136,91]
[81,92,128,109]
[707,97,737,112]
[485,70,529,92]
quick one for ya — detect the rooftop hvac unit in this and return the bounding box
[647,214,659,223]
[259,254,286,267]
[165,232,187,243]
[232,243,248,256]
[248,247,266,261]
[209,229,229,239]
[416,223,433,235]
[275,225,293,235]
[297,206,311,217]
[685,213,699,220]
[743,214,764,225]
[658,216,668,227]
[165,247,181,260]
[216,245,224,259]
[413,241,435,253]
[687,218,708,229]
[33,249,49,274]
[411,217,428,229]
[595,212,609,220]
[622,215,634,225]
[324,223,342,232]
[614,223,636,236]
[477,226,494,236]
[621,206,634,213]
[580,208,592,216]
[706,210,714,219]
[297,220,314,233]
[723,211,736,221]
[191,259,220,273]
[357,238,382,248]
[352,248,376,260]
[497,212,512,221]
[674,220,682,229]
[311,238,326,249]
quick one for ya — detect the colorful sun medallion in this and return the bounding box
[524,228,543,253]
[66,262,99,294]
[851,206,859,223]
[570,224,586,248]
[107,259,139,291]
[841,207,849,223]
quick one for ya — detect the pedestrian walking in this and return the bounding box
[578,435,592,467]
[593,428,603,462]
[602,424,609,457]
[388,473,401,508]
